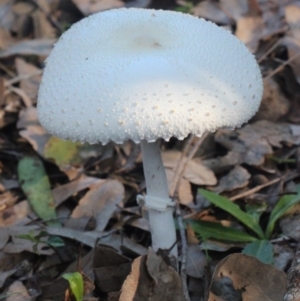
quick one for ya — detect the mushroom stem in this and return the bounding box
[139,140,177,258]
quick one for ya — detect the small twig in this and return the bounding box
[230,171,300,201]
[257,38,282,63]
[4,70,43,87]
[169,133,208,197]
[7,85,32,107]
[170,133,208,301]
[0,61,16,77]
[229,177,282,201]
[175,199,191,301]
[264,51,300,80]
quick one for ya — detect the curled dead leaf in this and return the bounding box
[208,253,287,301]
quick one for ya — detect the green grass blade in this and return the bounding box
[199,189,265,239]
[188,220,257,242]
[265,184,300,238]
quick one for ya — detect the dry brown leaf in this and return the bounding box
[208,253,287,301]
[32,8,56,39]
[220,0,249,21]
[11,2,35,38]
[165,169,193,205]
[162,150,217,186]
[214,165,251,193]
[6,281,32,301]
[52,175,106,207]
[66,180,124,231]
[282,3,300,84]
[285,3,300,41]
[214,120,300,167]
[273,243,294,271]
[253,77,291,122]
[186,244,207,278]
[119,256,142,301]
[280,213,300,241]
[0,38,56,58]
[0,253,27,289]
[17,107,50,155]
[192,1,230,24]
[46,227,147,254]
[124,215,150,231]
[235,15,263,52]
[15,58,42,103]
[0,200,30,227]
[0,0,15,31]
[72,0,124,16]
[0,191,18,212]
[93,245,131,293]
[19,123,49,154]
[119,248,184,301]
[257,0,286,38]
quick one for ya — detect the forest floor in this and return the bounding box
[1,0,300,300]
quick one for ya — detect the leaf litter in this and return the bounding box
[1,0,300,300]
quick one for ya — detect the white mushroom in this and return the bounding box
[37,8,263,259]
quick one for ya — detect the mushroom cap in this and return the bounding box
[37,8,263,144]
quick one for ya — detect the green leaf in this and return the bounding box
[43,136,103,167]
[265,185,300,238]
[245,203,267,224]
[43,137,82,166]
[47,236,65,247]
[188,220,257,242]
[63,272,84,301]
[199,189,265,239]
[18,156,60,227]
[242,240,274,264]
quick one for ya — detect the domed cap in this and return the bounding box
[37,8,263,145]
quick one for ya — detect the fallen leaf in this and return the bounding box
[208,253,287,301]
[253,77,291,122]
[0,38,56,58]
[282,3,300,84]
[214,165,251,193]
[0,252,25,288]
[72,0,124,16]
[235,15,263,52]
[119,248,184,301]
[6,281,32,301]
[280,213,300,240]
[15,58,42,104]
[258,0,286,38]
[52,175,106,207]
[17,107,51,155]
[186,244,207,278]
[46,227,147,255]
[162,150,217,186]
[3,224,54,255]
[66,180,124,231]
[0,0,15,31]
[93,245,131,293]
[214,120,300,167]
[220,0,249,21]
[18,156,60,227]
[165,169,193,205]
[192,1,230,24]
[0,201,30,227]
[32,9,56,39]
